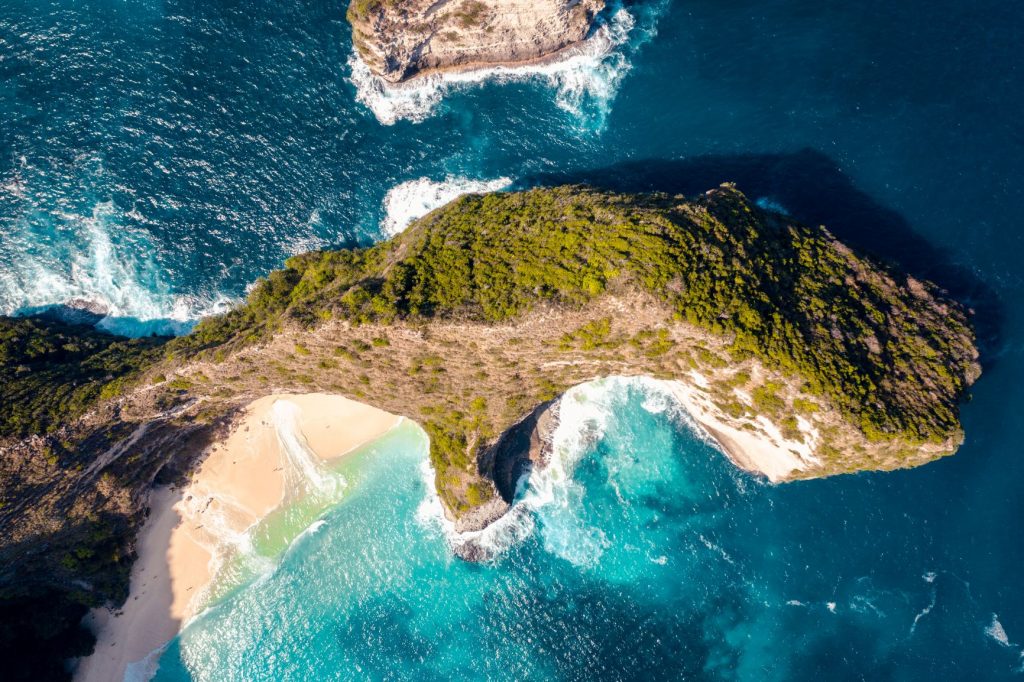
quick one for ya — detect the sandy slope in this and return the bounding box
[664,376,818,482]
[75,394,399,682]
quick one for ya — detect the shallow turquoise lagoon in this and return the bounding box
[149,379,1022,680]
[3,0,1024,677]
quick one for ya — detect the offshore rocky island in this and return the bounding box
[0,184,980,674]
[347,0,607,83]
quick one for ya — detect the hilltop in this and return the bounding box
[0,184,979,673]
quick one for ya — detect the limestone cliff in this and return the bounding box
[347,0,606,83]
[0,184,981,666]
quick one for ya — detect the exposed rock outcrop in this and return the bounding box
[348,0,606,83]
[451,399,560,539]
[0,184,982,667]
[481,399,559,504]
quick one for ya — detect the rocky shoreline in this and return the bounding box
[451,400,560,539]
[0,184,981,675]
[347,0,606,84]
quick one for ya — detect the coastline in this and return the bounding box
[74,394,400,682]
[370,36,603,88]
[447,373,815,561]
[349,0,608,87]
[67,367,954,679]
[662,377,817,482]
[347,6,633,125]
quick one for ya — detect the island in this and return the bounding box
[347,0,607,83]
[0,184,980,677]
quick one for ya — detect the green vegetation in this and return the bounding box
[423,408,494,513]
[726,370,750,388]
[0,185,979,556]
[178,185,974,446]
[455,0,487,28]
[751,381,786,415]
[793,397,820,415]
[0,186,980,677]
[346,0,382,23]
[780,415,803,441]
[0,318,165,439]
[560,318,616,350]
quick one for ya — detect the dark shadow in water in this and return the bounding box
[519,148,1004,368]
[17,303,109,328]
[13,303,192,338]
[320,233,375,256]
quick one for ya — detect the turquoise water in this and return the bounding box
[148,379,1021,680]
[4,0,1024,678]
[151,381,789,679]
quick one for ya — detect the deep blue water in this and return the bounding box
[3,0,1024,678]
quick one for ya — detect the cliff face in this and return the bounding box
[348,0,606,83]
[1,184,981,540]
[0,184,981,666]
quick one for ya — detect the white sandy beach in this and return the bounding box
[664,375,818,482]
[74,393,400,682]
[74,379,813,682]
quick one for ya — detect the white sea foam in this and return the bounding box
[909,587,937,636]
[414,456,539,561]
[381,175,512,236]
[415,380,612,564]
[123,643,169,682]
[177,400,349,621]
[175,489,272,616]
[849,594,885,618]
[420,376,709,566]
[348,2,663,127]
[283,520,331,562]
[699,533,737,566]
[986,614,1012,647]
[0,201,236,337]
[482,378,623,566]
[271,400,347,500]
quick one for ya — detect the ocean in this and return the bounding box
[3,0,1024,678]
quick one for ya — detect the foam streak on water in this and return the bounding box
[0,201,234,337]
[270,400,347,501]
[380,175,512,236]
[175,400,350,622]
[151,375,1024,680]
[348,4,657,127]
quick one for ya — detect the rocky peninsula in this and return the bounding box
[347,0,606,83]
[0,185,980,676]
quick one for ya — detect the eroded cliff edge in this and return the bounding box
[0,184,980,670]
[347,0,606,83]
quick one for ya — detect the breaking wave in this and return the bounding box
[177,399,350,616]
[270,400,348,501]
[420,376,705,565]
[381,175,512,236]
[0,201,234,337]
[348,1,666,128]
